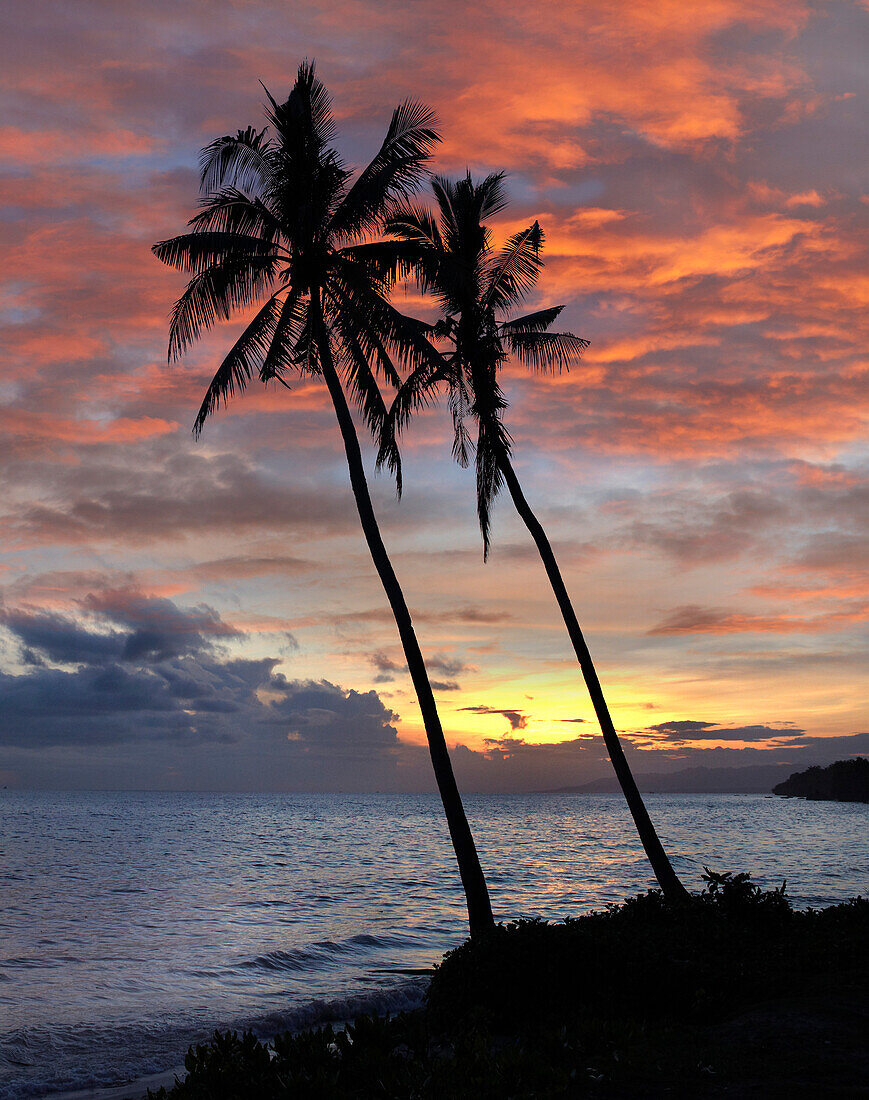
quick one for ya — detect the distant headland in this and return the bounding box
[773,758,869,803]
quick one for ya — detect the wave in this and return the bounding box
[239,931,415,974]
[0,976,429,1100]
[251,975,428,1034]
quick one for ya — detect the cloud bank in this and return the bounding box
[1,594,864,792]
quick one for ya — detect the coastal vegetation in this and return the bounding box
[149,872,868,1098]
[773,757,869,803]
[380,173,686,900]
[152,62,493,934]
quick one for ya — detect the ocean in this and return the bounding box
[1,790,866,1098]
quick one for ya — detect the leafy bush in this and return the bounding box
[427,872,866,1029]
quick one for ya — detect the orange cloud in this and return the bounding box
[649,603,868,635]
[422,0,811,167]
[0,126,158,165]
[0,408,177,446]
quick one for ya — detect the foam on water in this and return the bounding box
[1,790,866,1097]
[0,978,429,1100]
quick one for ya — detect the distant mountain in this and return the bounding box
[544,763,795,795]
[773,758,869,803]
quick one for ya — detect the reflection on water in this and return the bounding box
[0,790,865,1097]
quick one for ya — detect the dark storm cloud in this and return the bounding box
[0,656,259,746]
[642,720,805,743]
[0,606,125,666]
[266,678,399,753]
[0,594,399,771]
[1,593,238,666]
[87,590,238,660]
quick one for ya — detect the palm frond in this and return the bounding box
[390,359,453,429]
[475,412,512,560]
[483,221,543,310]
[329,255,443,379]
[448,370,473,468]
[378,358,454,491]
[167,255,279,361]
[381,201,450,298]
[327,276,403,390]
[499,306,565,334]
[385,199,445,253]
[259,290,308,383]
[293,305,319,376]
[430,176,460,243]
[262,68,350,241]
[152,232,282,275]
[337,240,423,293]
[262,61,336,153]
[475,172,509,220]
[199,126,274,195]
[506,330,590,371]
[192,295,283,436]
[330,100,440,241]
[188,188,283,241]
[432,172,506,257]
[339,332,402,491]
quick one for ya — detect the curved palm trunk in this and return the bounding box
[498,453,688,902]
[314,314,494,935]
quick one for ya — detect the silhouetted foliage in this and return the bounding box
[427,871,818,1031]
[149,875,868,1099]
[773,757,869,803]
[381,173,588,555]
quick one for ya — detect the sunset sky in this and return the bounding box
[1,0,867,790]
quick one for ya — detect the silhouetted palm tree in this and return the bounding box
[382,173,687,901]
[152,66,494,934]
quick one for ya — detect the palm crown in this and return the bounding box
[153,61,439,463]
[382,172,589,555]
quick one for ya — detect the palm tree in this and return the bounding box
[152,65,494,934]
[381,173,688,902]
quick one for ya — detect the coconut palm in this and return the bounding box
[381,172,687,901]
[152,65,494,934]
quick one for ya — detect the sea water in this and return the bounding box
[1,790,866,1097]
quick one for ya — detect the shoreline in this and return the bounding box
[46,1065,184,1100]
